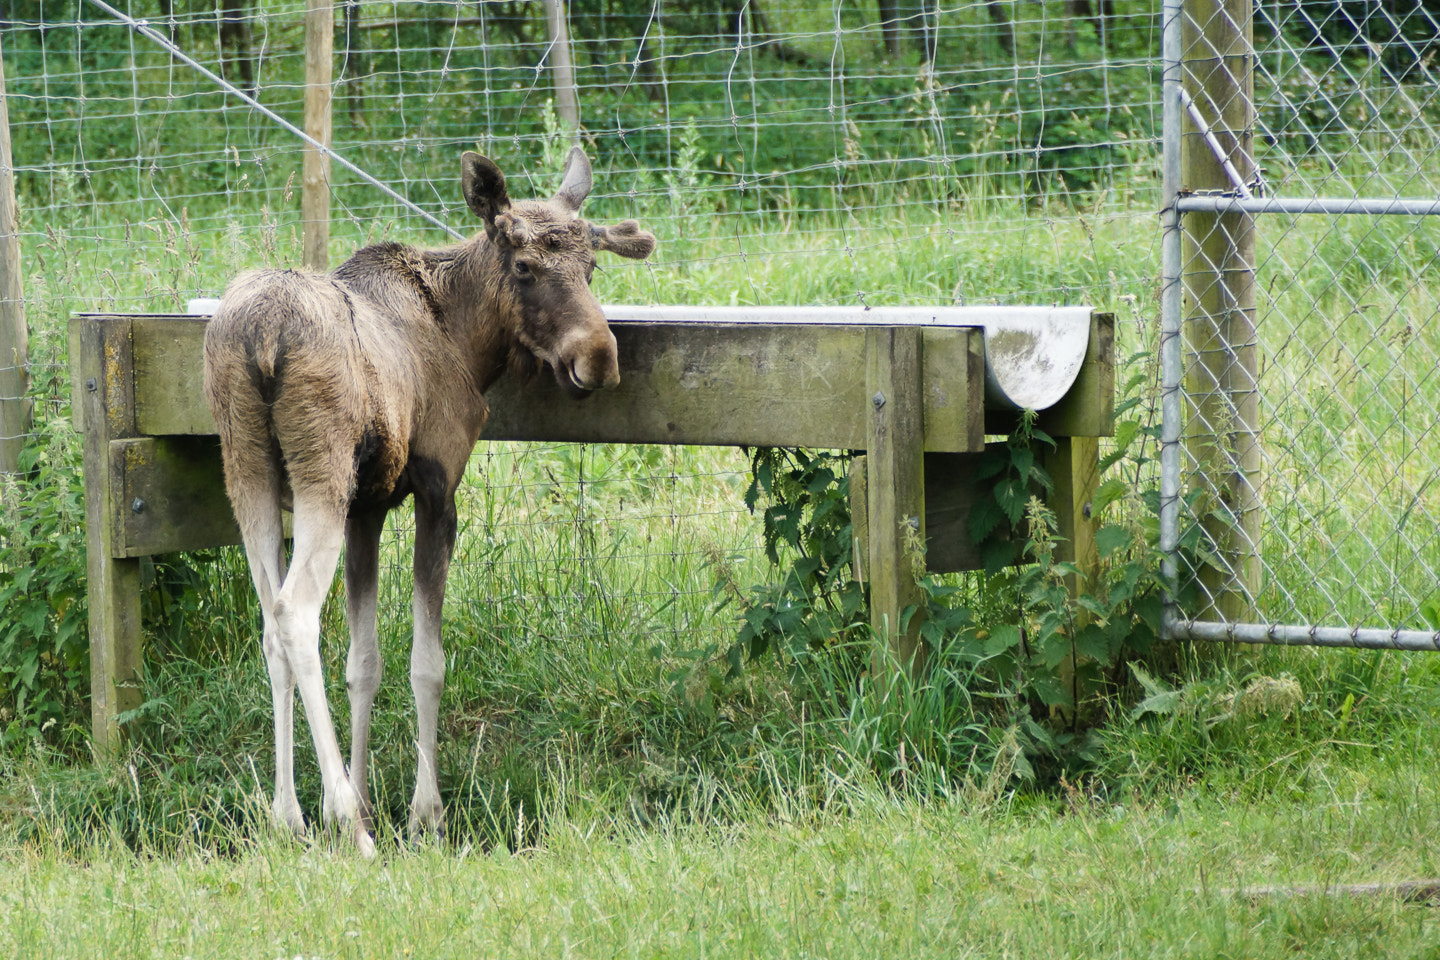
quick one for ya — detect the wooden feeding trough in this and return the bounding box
[70,305,1113,751]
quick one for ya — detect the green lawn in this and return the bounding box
[5,775,1440,959]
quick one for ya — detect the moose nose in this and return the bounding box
[569,328,620,392]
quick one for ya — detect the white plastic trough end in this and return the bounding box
[974,307,1093,411]
[601,303,1095,411]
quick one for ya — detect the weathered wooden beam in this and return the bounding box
[863,325,927,675]
[110,436,240,557]
[1044,435,1101,593]
[72,316,144,755]
[96,315,988,453]
[852,442,1096,578]
[916,450,1004,574]
[486,323,984,451]
[133,316,209,436]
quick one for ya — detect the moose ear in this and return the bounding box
[461,152,511,236]
[553,147,593,215]
[589,220,657,260]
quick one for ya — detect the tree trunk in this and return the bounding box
[0,43,29,474]
[986,0,1014,54]
[157,0,178,44]
[1066,0,1112,51]
[877,0,904,59]
[741,0,818,66]
[629,25,665,102]
[908,0,938,62]
[219,0,257,94]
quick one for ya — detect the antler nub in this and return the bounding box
[589,220,657,260]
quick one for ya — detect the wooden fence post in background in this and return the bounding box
[544,0,580,135]
[1181,0,1259,621]
[0,41,30,473]
[303,0,333,271]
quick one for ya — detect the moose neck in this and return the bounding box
[429,233,527,395]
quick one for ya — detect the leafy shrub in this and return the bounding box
[709,363,1173,789]
[0,416,89,752]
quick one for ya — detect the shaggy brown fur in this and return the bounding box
[202,148,654,852]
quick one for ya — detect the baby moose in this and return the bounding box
[203,148,655,855]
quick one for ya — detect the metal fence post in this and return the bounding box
[0,41,29,473]
[1159,0,1184,631]
[1181,0,1260,621]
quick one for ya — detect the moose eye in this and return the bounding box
[513,260,534,282]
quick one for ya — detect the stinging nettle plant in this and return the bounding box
[709,352,1177,782]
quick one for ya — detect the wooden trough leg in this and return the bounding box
[1045,435,1101,598]
[853,431,1104,693]
[864,326,927,677]
[72,316,143,756]
[1045,434,1102,716]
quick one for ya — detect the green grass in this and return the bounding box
[4,756,1440,958]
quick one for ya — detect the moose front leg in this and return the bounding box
[409,481,458,840]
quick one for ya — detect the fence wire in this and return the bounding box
[1164,0,1440,645]
[4,0,1435,657]
[1,0,1168,660]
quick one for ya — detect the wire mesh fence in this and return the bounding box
[7,0,1435,695]
[0,0,1168,681]
[1162,0,1440,645]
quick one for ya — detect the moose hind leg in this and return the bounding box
[228,463,305,834]
[408,484,458,839]
[261,615,305,835]
[344,507,386,830]
[275,497,375,858]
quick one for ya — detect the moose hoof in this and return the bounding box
[407,803,446,844]
[354,827,377,860]
[406,818,446,844]
[272,797,307,837]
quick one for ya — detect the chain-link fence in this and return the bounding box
[1160,0,1440,648]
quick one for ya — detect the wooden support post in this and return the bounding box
[864,326,927,676]
[302,0,333,271]
[72,316,143,755]
[1045,435,1101,596]
[0,41,29,473]
[543,0,580,135]
[1182,0,1259,620]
